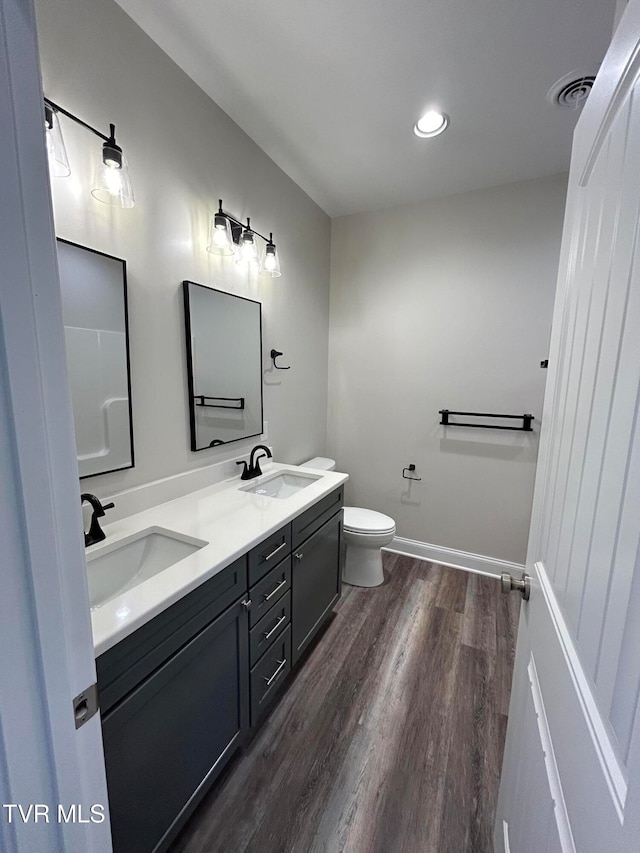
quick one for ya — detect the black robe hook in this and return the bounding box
[270,349,291,370]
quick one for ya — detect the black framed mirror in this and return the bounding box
[57,238,134,478]
[183,281,263,451]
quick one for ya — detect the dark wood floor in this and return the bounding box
[170,555,520,853]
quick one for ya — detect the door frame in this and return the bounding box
[0,1,111,850]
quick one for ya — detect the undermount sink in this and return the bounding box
[242,471,320,499]
[86,526,208,609]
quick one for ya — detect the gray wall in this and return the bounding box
[327,174,567,564]
[36,0,331,496]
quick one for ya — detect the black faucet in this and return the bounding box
[236,444,273,481]
[81,493,115,547]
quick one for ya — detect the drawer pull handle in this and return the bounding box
[241,598,252,610]
[263,578,287,601]
[294,552,304,562]
[262,540,287,563]
[263,658,287,687]
[263,614,287,640]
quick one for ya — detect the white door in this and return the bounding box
[495,4,640,851]
[0,0,111,850]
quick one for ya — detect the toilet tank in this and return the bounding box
[301,456,336,471]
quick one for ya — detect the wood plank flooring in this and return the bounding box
[170,555,520,853]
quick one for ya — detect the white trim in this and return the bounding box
[0,1,111,849]
[384,536,525,578]
[535,560,628,819]
[614,0,630,32]
[579,38,640,187]
[502,820,511,853]
[527,654,577,853]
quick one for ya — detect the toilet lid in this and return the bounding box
[343,507,396,534]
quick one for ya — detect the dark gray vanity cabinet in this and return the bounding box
[97,558,249,853]
[96,485,344,853]
[292,510,343,664]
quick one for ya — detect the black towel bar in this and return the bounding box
[439,410,534,431]
[195,396,245,410]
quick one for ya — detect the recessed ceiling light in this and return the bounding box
[414,110,449,138]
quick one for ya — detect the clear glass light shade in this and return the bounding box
[45,110,71,177]
[91,153,135,209]
[236,230,259,266]
[259,242,281,277]
[207,213,235,255]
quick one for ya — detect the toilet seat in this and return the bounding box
[343,507,396,535]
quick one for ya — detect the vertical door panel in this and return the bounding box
[496,6,640,850]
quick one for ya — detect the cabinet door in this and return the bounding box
[97,556,247,715]
[101,598,249,853]
[291,511,342,665]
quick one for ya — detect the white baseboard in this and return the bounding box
[383,536,525,579]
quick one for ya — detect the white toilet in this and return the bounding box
[302,457,396,587]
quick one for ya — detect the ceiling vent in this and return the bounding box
[548,71,597,109]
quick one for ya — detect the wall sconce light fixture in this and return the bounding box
[261,233,281,278]
[207,199,282,277]
[208,200,236,256]
[43,97,135,209]
[44,104,70,177]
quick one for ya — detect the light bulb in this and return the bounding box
[103,163,124,196]
[236,226,259,266]
[207,204,235,256]
[212,227,229,248]
[259,234,281,277]
[91,125,135,208]
[91,153,134,208]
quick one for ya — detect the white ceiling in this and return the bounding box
[115,0,616,217]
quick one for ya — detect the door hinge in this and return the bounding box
[72,683,99,729]
[501,571,531,601]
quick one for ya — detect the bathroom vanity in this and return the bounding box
[88,465,345,853]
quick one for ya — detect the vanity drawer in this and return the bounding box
[248,523,292,586]
[292,486,344,549]
[97,555,247,715]
[249,591,291,666]
[250,625,291,726]
[248,556,291,628]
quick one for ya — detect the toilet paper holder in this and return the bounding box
[403,464,421,481]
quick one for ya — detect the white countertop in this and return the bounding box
[89,462,348,656]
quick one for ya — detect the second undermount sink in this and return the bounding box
[86,526,208,609]
[242,471,321,499]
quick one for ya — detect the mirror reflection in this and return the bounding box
[57,239,134,478]
[183,281,263,450]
